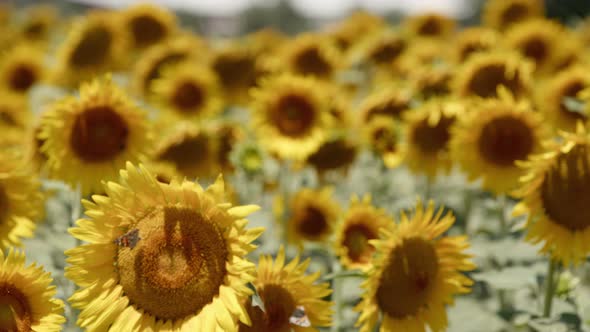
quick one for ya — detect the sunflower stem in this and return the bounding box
[320,270,366,282]
[462,188,474,234]
[543,258,558,318]
[279,162,291,249]
[330,261,342,332]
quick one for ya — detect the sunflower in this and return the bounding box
[452,27,499,63]
[153,120,218,179]
[239,246,332,332]
[120,3,177,50]
[210,121,246,174]
[335,194,392,271]
[0,93,30,129]
[355,200,475,332]
[513,125,590,266]
[52,10,126,87]
[349,29,407,69]
[408,64,454,101]
[245,28,287,57]
[0,152,44,249]
[404,99,464,178]
[535,66,590,133]
[65,162,264,331]
[151,61,222,122]
[18,4,58,44]
[251,74,331,161]
[286,187,340,247]
[453,50,533,99]
[0,249,65,331]
[40,76,151,195]
[394,39,450,77]
[358,87,412,124]
[451,90,549,195]
[0,44,45,98]
[482,0,544,31]
[403,13,456,40]
[365,116,404,169]
[327,11,386,54]
[306,135,358,176]
[143,161,181,185]
[280,33,342,80]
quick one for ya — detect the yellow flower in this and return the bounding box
[453,50,533,99]
[403,13,456,39]
[513,124,590,266]
[327,11,386,53]
[214,122,246,173]
[0,94,30,129]
[239,246,333,332]
[482,0,544,31]
[0,44,45,98]
[358,87,412,124]
[349,29,407,69]
[120,3,177,50]
[151,61,222,122]
[251,74,331,161]
[18,4,59,44]
[403,99,463,179]
[452,27,499,63]
[395,39,450,77]
[305,135,358,176]
[0,249,65,332]
[365,116,404,169]
[451,90,549,195]
[355,200,475,332]
[286,187,340,247]
[0,153,44,249]
[407,64,453,101]
[335,194,392,270]
[143,161,181,184]
[66,163,264,331]
[40,76,152,195]
[280,33,342,80]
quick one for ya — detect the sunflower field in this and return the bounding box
[2,0,590,331]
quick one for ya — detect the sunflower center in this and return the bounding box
[117,206,228,320]
[260,284,297,331]
[9,65,36,92]
[69,26,112,68]
[23,22,46,40]
[466,63,524,98]
[370,40,406,64]
[376,237,439,319]
[0,283,32,332]
[500,3,529,28]
[343,223,377,264]
[478,115,534,167]
[559,80,586,120]
[171,81,204,113]
[294,47,332,78]
[366,100,408,122]
[297,206,328,238]
[130,15,166,48]
[70,106,129,162]
[521,37,548,66]
[412,117,453,154]
[307,139,357,172]
[273,94,316,137]
[417,17,443,37]
[541,145,590,232]
[157,135,209,173]
[213,54,258,91]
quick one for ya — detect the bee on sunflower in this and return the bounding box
[0,249,65,332]
[120,3,177,51]
[66,162,264,331]
[482,0,544,31]
[355,199,475,332]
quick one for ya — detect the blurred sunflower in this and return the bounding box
[452,27,499,63]
[0,249,65,332]
[335,194,392,270]
[482,0,544,31]
[0,153,44,249]
[306,135,358,177]
[0,44,45,98]
[365,116,404,169]
[358,88,411,124]
[66,163,264,331]
[395,39,450,77]
[514,125,590,266]
[18,4,58,44]
[40,76,151,195]
[280,33,342,80]
[239,246,333,332]
[451,90,549,195]
[151,61,222,122]
[355,200,475,332]
[53,11,126,87]
[453,51,533,99]
[535,66,590,133]
[327,11,386,54]
[143,161,181,184]
[349,30,407,69]
[245,28,287,57]
[251,74,331,161]
[287,187,340,247]
[0,94,29,129]
[403,13,456,39]
[404,100,463,178]
[408,64,454,101]
[214,122,246,173]
[120,3,177,50]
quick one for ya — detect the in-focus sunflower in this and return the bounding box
[365,116,404,169]
[0,249,65,332]
[66,163,264,331]
[482,0,544,31]
[403,13,456,40]
[120,3,177,50]
[355,200,475,332]
[453,51,533,99]
[286,187,340,247]
[358,88,411,124]
[280,34,342,80]
[452,27,499,63]
[0,152,44,249]
[404,100,463,178]
[251,74,331,161]
[306,135,358,176]
[151,61,222,122]
[513,125,590,266]
[153,120,218,179]
[0,44,45,98]
[40,76,151,195]
[451,90,549,195]
[239,246,333,332]
[52,10,126,87]
[536,66,590,133]
[335,194,392,271]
